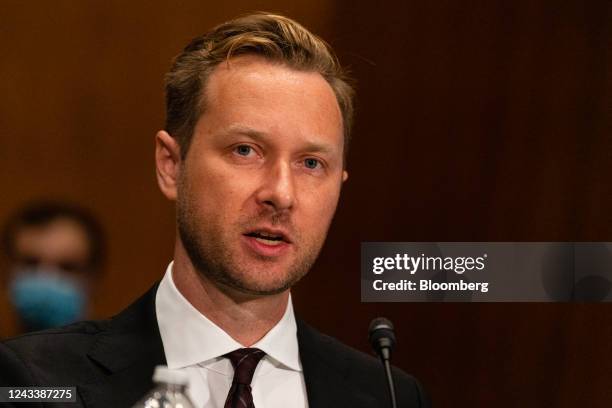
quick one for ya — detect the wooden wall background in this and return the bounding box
[1,1,610,406]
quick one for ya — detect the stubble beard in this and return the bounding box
[176,188,324,297]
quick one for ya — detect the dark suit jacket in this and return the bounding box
[0,284,429,408]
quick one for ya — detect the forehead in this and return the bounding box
[198,55,343,147]
[14,218,90,262]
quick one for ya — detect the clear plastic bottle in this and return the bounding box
[132,365,195,408]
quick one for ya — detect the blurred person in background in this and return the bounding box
[1,201,105,333]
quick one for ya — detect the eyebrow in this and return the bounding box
[224,124,267,142]
[223,124,337,155]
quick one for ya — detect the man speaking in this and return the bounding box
[0,13,428,407]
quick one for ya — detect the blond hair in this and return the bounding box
[164,12,354,159]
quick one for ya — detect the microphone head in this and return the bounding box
[368,317,396,354]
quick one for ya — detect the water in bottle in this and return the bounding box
[132,365,195,408]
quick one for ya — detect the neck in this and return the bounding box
[171,241,289,347]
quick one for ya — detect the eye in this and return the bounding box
[20,256,40,267]
[304,158,320,169]
[235,145,253,156]
[58,261,82,273]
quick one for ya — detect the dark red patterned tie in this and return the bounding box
[224,348,266,408]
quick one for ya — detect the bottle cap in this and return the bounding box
[152,365,189,385]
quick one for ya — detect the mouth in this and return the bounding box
[243,229,291,246]
[242,228,292,257]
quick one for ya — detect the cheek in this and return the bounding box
[187,161,256,213]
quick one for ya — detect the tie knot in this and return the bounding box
[224,348,266,385]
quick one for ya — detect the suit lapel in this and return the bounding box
[79,284,166,408]
[75,286,375,408]
[297,319,376,408]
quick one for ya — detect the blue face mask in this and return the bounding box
[8,270,86,331]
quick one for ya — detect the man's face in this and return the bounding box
[175,56,346,296]
[11,218,91,278]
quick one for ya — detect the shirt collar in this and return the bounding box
[156,261,302,372]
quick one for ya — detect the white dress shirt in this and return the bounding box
[155,262,309,408]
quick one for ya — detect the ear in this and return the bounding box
[342,170,349,182]
[155,130,181,201]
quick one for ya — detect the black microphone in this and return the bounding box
[369,317,398,408]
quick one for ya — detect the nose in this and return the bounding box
[255,160,295,212]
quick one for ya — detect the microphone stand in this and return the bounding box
[380,344,398,408]
[369,318,398,408]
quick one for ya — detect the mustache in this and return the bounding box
[239,207,295,230]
